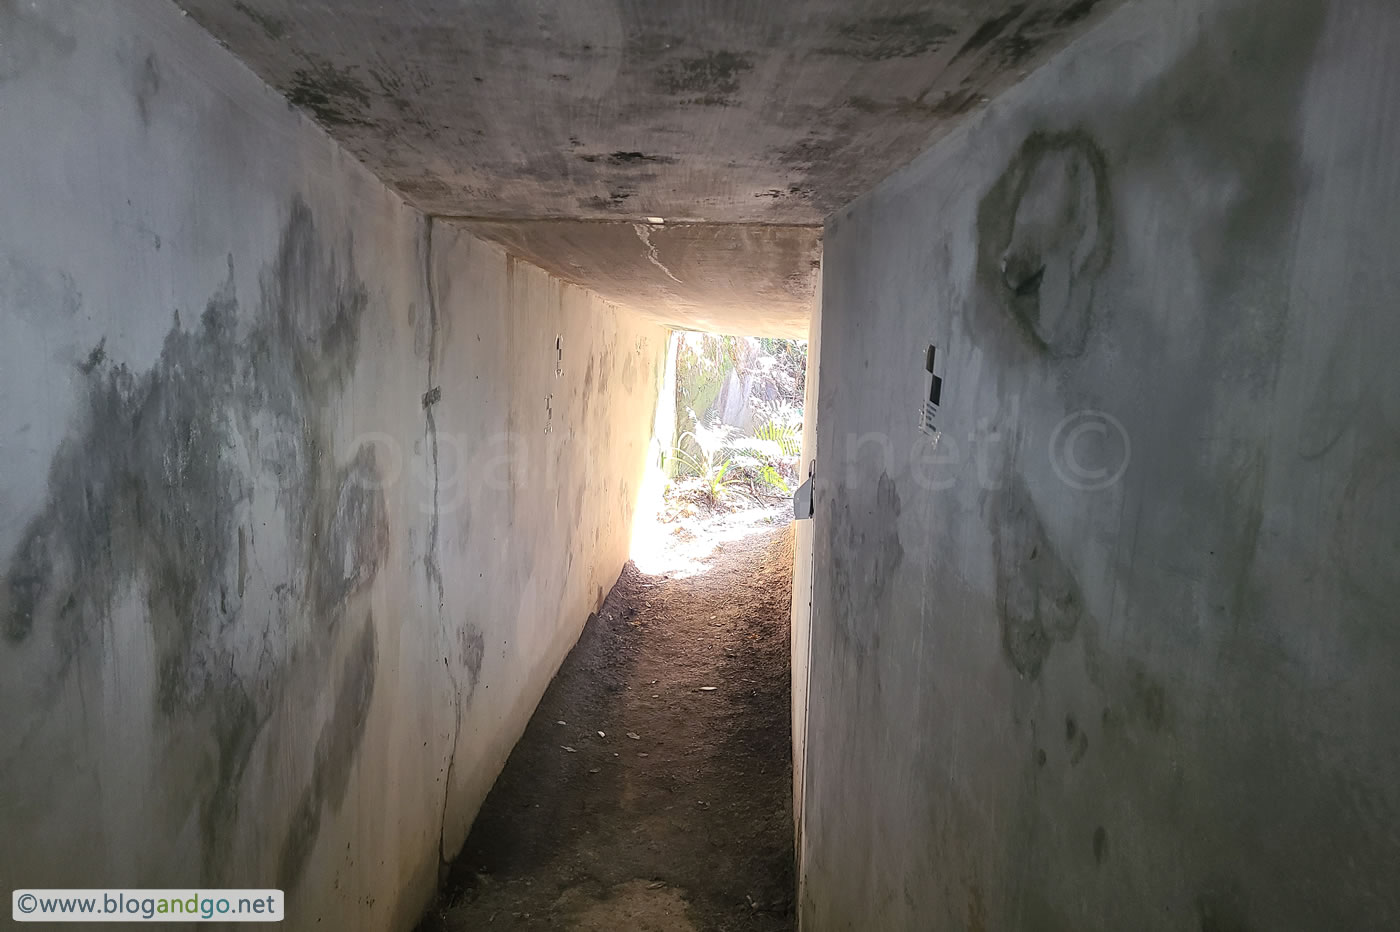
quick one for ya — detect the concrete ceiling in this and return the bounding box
[178,0,1117,335]
[462,220,823,335]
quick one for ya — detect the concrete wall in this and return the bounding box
[791,275,821,844]
[803,0,1400,929]
[0,3,666,929]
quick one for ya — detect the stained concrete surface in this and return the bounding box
[10,0,1397,930]
[789,274,821,846]
[802,0,1400,928]
[466,221,822,338]
[171,0,1120,334]
[0,3,666,929]
[175,0,1121,225]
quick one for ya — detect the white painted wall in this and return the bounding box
[790,274,821,852]
[0,3,666,929]
[803,0,1400,928]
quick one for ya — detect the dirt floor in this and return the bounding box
[419,498,797,932]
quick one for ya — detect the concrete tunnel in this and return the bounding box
[2,0,1400,929]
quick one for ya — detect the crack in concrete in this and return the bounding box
[438,683,463,863]
[422,216,445,608]
[421,214,464,869]
[633,223,684,285]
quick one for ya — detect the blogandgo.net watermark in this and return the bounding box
[12,889,283,922]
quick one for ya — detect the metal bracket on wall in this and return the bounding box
[793,457,815,520]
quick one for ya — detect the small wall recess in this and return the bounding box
[920,344,943,439]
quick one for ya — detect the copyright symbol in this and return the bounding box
[17,893,37,913]
[1049,409,1130,491]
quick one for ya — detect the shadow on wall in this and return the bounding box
[830,471,902,659]
[962,0,1330,686]
[953,0,1394,926]
[0,198,482,891]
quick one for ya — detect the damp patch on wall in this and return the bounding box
[976,130,1113,359]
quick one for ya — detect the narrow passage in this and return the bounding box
[421,506,796,932]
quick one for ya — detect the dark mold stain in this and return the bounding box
[317,617,381,807]
[232,0,288,40]
[951,5,1027,63]
[1127,663,1169,732]
[777,133,842,173]
[1121,0,1326,310]
[607,151,675,166]
[237,526,247,597]
[397,177,458,204]
[821,13,956,61]
[4,273,249,682]
[846,90,981,120]
[579,192,633,212]
[594,345,613,396]
[437,621,487,862]
[621,349,639,393]
[980,4,1099,71]
[753,182,817,202]
[1196,881,1253,932]
[1070,728,1088,764]
[77,337,106,375]
[931,89,983,118]
[967,882,987,932]
[199,682,260,880]
[134,53,161,127]
[1055,0,1101,27]
[976,130,1113,359]
[846,95,884,115]
[1065,713,1089,763]
[368,65,404,98]
[657,50,753,105]
[2,197,385,884]
[1092,825,1108,864]
[458,626,485,691]
[831,471,903,655]
[989,481,1083,679]
[277,617,379,892]
[310,445,390,626]
[995,29,1043,68]
[285,57,372,127]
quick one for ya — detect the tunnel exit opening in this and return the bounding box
[420,330,804,930]
[630,329,808,575]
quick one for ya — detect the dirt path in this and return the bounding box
[419,513,796,932]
